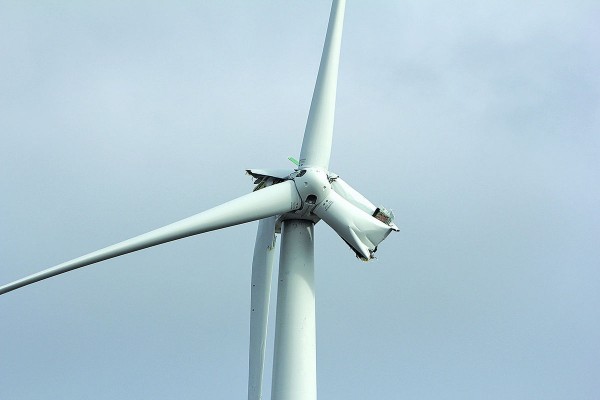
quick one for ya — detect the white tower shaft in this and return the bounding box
[271,220,317,400]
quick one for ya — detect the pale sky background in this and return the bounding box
[1,1,599,399]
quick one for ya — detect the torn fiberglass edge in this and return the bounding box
[246,169,293,192]
[373,207,395,226]
[246,169,293,181]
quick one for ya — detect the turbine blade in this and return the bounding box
[298,0,346,169]
[248,216,277,400]
[313,190,397,261]
[0,181,301,295]
[331,176,377,215]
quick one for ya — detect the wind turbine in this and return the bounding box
[1,1,398,399]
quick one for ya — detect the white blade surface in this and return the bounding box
[313,190,396,260]
[331,176,377,215]
[248,216,277,400]
[271,220,317,400]
[0,181,301,295]
[298,0,346,170]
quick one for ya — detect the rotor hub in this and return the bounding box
[292,168,332,206]
[273,168,332,225]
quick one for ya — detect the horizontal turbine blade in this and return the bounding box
[0,181,301,295]
[298,0,346,169]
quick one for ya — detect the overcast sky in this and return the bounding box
[1,1,599,399]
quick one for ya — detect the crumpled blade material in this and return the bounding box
[312,190,395,260]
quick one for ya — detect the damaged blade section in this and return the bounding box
[372,207,395,226]
[246,169,295,192]
[312,190,398,261]
[246,169,293,181]
[330,175,399,231]
[330,175,377,215]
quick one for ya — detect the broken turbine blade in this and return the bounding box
[312,190,396,261]
[329,175,377,214]
[330,174,399,231]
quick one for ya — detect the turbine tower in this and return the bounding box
[0,1,398,399]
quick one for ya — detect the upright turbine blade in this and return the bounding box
[271,220,317,400]
[0,181,301,295]
[298,0,346,170]
[248,216,277,400]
